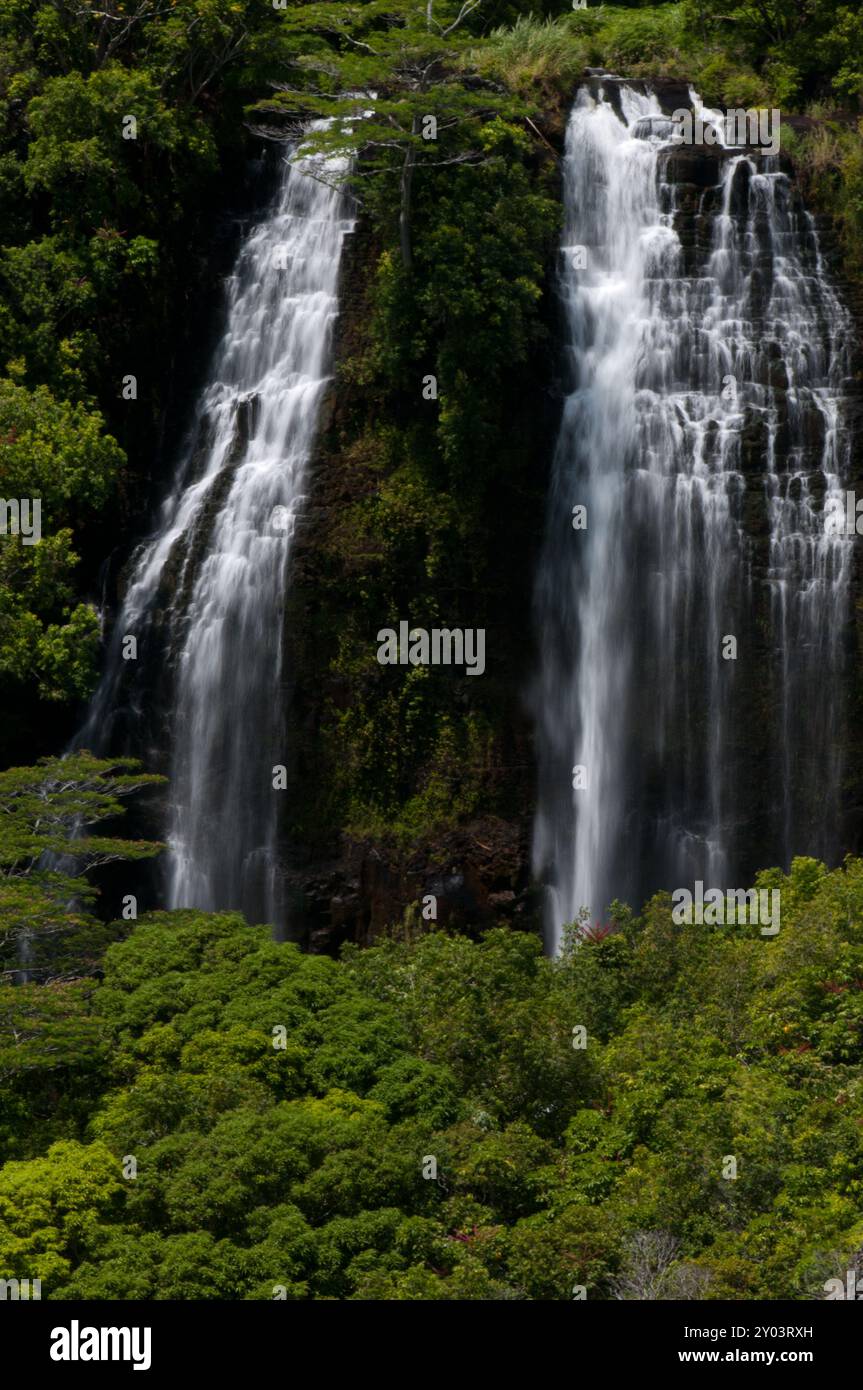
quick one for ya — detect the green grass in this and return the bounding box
[466,6,691,93]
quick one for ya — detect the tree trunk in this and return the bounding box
[399,116,419,272]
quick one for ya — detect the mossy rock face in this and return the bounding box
[273,145,561,944]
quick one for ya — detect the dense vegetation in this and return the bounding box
[2,762,862,1299]
[2,1,863,1300]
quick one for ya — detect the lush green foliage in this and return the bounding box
[1,855,862,1298]
[0,375,123,700]
[682,0,863,107]
[0,752,163,1157]
[0,750,164,978]
[0,0,301,755]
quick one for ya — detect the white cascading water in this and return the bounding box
[533,84,854,950]
[79,133,354,929]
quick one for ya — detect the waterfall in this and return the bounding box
[79,134,354,929]
[533,83,855,949]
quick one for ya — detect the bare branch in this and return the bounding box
[442,0,483,38]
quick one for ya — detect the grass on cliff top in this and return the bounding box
[465,7,706,96]
[466,5,792,110]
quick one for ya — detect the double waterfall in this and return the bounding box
[80,137,353,930]
[77,87,856,951]
[533,84,856,948]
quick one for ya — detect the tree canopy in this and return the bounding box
[1,849,862,1299]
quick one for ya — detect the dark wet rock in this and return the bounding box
[284,816,535,952]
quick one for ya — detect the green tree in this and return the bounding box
[252,0,531,268]
[0,1139,124,1288]
[0,751,163,978]
[0,376,124,702]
